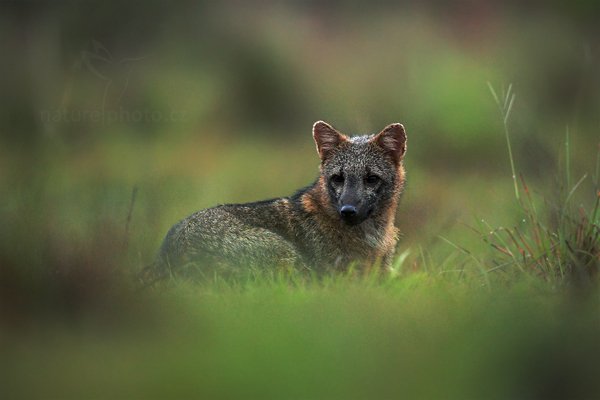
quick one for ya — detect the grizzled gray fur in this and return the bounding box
[147,121,407,281]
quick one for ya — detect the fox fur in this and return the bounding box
[149,121,407,280]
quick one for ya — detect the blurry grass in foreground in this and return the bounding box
[2,272,600,399]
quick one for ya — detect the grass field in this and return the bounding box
[2,120,599,398]
[4,277,600,399]
[2,3,600,399]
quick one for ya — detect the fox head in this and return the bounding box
[312,121,407,226]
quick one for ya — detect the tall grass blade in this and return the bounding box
[487,82,500,105]
[565,127,571,190]
[488,82,519,200]
[564,174,587,206]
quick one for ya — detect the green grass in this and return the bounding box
[472,85,600,286]
[3,272,600,399]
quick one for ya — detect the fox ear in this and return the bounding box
[312,121,348,161]
[371,123,407,164]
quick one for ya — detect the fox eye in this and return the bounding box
[331,174,344,184]
[365,175,380,184]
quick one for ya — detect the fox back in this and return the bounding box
[149,121,407,280]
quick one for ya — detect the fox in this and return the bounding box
[147,120,407,281]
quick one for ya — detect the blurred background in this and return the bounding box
[2,0,600,268]
[1,1,600,398]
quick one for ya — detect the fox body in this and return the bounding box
[154,121,407,278]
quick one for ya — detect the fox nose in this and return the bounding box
[340,205,357,218]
